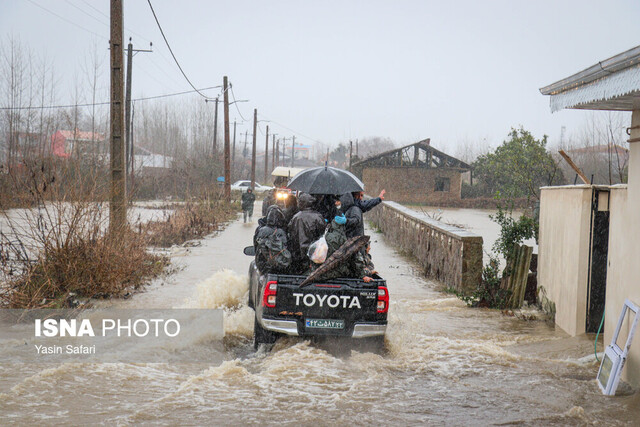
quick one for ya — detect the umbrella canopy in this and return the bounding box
[286,166,364,195]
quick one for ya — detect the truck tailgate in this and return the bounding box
[276,282,381,323]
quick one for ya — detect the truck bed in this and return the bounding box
[248,261,388,345]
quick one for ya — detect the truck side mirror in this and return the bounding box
[243,246,256,256]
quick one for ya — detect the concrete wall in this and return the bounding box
[538,185,593,336]
[367,201,483,292]
[362,167,463,205]
[604,110,640,387]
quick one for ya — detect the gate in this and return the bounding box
[586,188,610,333]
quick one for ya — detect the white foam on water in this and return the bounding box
[187,269,249,310]
[182,269,254,338]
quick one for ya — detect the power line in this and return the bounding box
[26,0,107,40]
[0,86,221,111]
[146,0,210,99]
[229,84,249,122]
[81,0,154,44]
[258,113,324,145]
[64,0,110,29]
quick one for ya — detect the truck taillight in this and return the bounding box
[377,286,389,314]
[263,281,278,308]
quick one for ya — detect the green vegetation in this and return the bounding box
[460,203,537,309]
[471,127,565,201]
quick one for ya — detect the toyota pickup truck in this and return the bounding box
[245,255,389,350]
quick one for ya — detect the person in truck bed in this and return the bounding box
[254,206,292,274]
[287,193,326,274]
[339,192,364,239]
[313,213,373,283]
[353,189,386,213]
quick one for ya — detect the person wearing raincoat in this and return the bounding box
[312,213,372,282]
[287,193,326,274]
[241,188,256,223]
[339,192,364,239]
[254,205,291,273]
[353,189,386,213]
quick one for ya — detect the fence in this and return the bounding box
[367,201,483,293]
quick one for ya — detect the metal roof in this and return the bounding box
[540,45,640,112]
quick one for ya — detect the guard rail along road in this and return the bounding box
[367,201,483,293]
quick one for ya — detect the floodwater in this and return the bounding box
[1,204,638,425]
[407,205,538,264]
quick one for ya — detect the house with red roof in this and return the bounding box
[51,129,105,158]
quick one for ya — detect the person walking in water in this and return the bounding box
[241,188,256,223]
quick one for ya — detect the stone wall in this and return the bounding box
[367,201,483,293]
[362,167,463,204]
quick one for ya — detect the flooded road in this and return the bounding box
[1,205,638,425]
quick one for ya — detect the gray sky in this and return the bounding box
[2,0,640,153]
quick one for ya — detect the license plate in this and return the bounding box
[305,319,344,329]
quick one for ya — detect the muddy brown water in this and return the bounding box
[0,204,638,425]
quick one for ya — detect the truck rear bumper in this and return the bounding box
[261,318,386,338]
[352,323,387,338]
[261,318,299,335]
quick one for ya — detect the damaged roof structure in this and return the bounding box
[352,139,470,204]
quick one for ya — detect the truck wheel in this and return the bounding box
[254,317,278,350]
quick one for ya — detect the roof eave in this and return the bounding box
[540,45,640,95]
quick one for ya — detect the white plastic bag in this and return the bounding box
[307,236,328,264]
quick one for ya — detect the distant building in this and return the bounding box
[134,146,173,175]
[352,139,471,204]
[51,129,105,158]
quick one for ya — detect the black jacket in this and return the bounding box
[340,192,364,238]
[254,206,291,273]
[288,194,326,262]
[356,197,382,213]
[241,191,256,210]
[262,190,275,216]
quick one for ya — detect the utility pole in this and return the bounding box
[124,38,151,193]
[130,102,136,190]
[242,130,249,178]
[275,138,280,167]
[271,134,277,172]
[264,125,269,183]
[223,77,231,201]
[281,137,290,167]
[349,140,353,171]
[251,109,257,189]
[232,120,237,170]
[110,0,126,234]
[125,39,133,184]
[291,135,296,167]
[212,97,219,154]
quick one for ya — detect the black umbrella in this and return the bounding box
[287,166,364,195]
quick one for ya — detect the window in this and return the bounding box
[434,177,450,192]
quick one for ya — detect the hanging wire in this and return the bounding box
[146,0,211,99]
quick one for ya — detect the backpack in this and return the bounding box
[256,227,292,273]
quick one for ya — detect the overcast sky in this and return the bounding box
[2,0,640,153]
